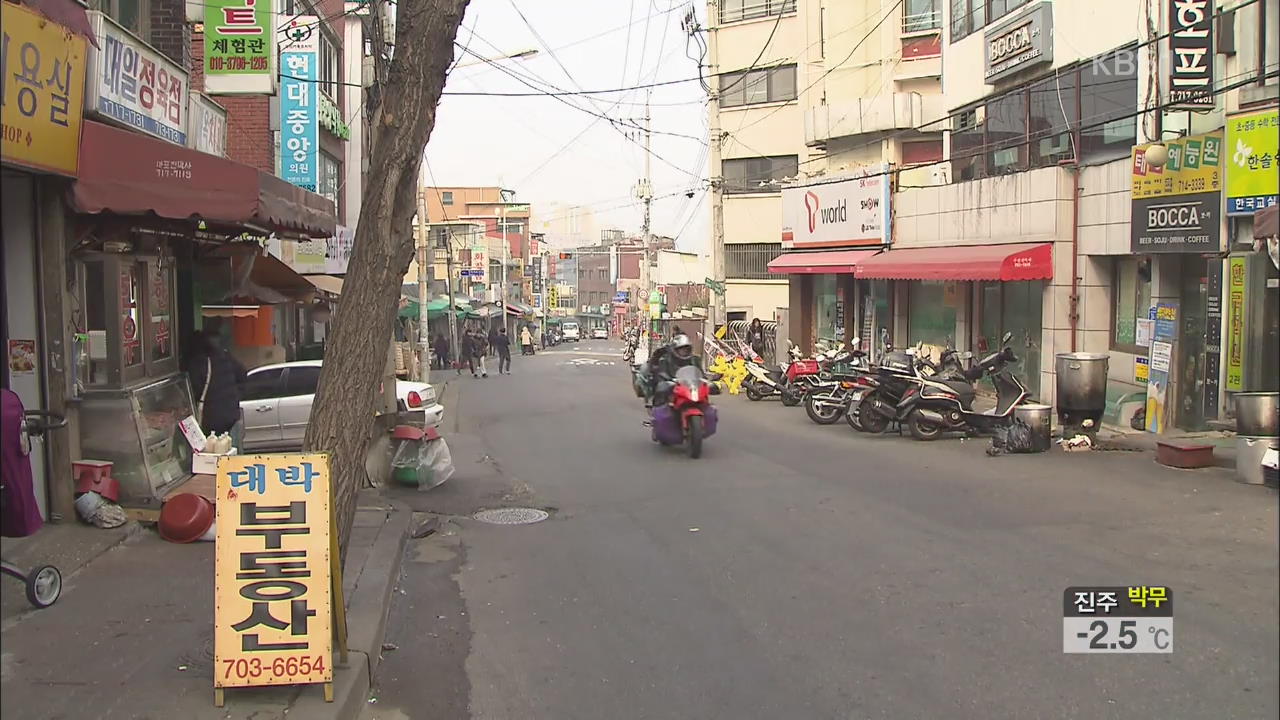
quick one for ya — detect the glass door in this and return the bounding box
[1176,258,1208,430]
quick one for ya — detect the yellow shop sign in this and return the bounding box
[0,2,88,176]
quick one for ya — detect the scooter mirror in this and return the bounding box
[850,337,861,348]
[1002,331,1014,344]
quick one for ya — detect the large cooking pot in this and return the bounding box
[1055,353,1109,411]
[1234,392,1279,437]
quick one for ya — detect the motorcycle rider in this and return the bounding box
[642,333,700,407]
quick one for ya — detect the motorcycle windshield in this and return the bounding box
[993,371,1025,414]
[675,365,704,390]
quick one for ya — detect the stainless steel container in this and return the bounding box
[1055,353,1109,428]
[1014,403,1053,452]
[1234,392,1279,437]
[1236,435,1280,486]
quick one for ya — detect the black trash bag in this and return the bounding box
[1130,406,1146,431]
[987,418,1036,456]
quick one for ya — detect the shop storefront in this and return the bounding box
[769,167,892,356]
[1,0,94,520]
[1129,130,1226,431]
[854,242,1053,400]
[1224,109,1280,399]
[66,120,335,508]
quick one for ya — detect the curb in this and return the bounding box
[305,501,411,720]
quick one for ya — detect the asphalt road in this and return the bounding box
[365,341,1278,720]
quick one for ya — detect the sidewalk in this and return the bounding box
[0,490,410,720]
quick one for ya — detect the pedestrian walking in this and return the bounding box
[460,331,476,376]
[473,330,489,377]
[433,333,450,370]
[187,326,248,450]
[495,328,512,374]
[520,325,534,356]
[487,327,500,359]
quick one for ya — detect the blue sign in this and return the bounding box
[460,269,481,278]
[279,48,318,191]
[613,291,630,303]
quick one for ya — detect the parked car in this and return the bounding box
[562,321,581,342]
[238,360,443,451]
[592,327,608,340]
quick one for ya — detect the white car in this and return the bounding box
[239,360,444,451]
[591,328,608,340]
[561,322,581,342]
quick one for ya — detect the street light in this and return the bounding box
[452,49,539,71]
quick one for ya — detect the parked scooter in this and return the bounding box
[803,339,872,424]
[902,332,1030,440]
[742,342,826,406]
[853,345,974,434]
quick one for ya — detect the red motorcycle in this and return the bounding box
[649,366,720,458]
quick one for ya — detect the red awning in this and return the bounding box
[768,249,881,274]
[853,243,1053,281]
[71,121,336,237]
[21,0,98,46]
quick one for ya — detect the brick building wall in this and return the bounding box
[148,0,191,69]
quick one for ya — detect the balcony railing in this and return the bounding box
[902,9,942,34]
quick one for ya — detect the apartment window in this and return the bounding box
[904,0,942,33]
[319,151,340,208]
[720,65,797,108]
[947,44,1137,180]
[726,243,783,280]
[320,34,339,101]
[1112,257,1152,353]
[720,0,796,24]
[723,155,798,194]
[950,0,1030,42]
[441,191,454,205]
[93,0,148,38]
[1079,48,1139,163]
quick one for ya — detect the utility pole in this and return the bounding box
[638,91,654,335]
[500,202,508,331]
[707,12,726,331]
[444,226,458,363]
[415,179,430,381]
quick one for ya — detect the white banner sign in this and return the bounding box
[86,11,189,145]
[187,92,227,156]
[781,164,891,249]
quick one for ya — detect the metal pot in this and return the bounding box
[1055,353,1109,428]
[1014,404,1054,452]
[1234,392,1279,437]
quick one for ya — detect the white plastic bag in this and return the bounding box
[391,436,455,490]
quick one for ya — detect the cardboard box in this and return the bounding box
[192,447,237,475]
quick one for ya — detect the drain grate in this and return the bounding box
[473,508,549,525]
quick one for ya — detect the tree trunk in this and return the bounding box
[304,0,470,552]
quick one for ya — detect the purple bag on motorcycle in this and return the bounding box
[650,405,684,446]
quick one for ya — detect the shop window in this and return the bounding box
[986,91,1027,174]
[1111,257,1153,353]
[1029,71,1077,167]
[723,155,799,194]
[319,152,340,210]
[720,65,797,108]
[908,281,958,348]
[947,44,1137,179]
[120,262,143,372]
[1079,47,1138,163]
[148,262,173,363]
[814,274,840,344]
[81,260,110,388]
[76,254,179,389]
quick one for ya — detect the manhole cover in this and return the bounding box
[473,508,549,525]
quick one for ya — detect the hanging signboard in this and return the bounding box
[1130,130,1223,253]
[781,163,891,249]
[215,453,333,700]
[1145,303,1178,433]
[1202,258,1222,419]
[1225,256,1247,390]
[187,91,228,157]
[204,0,276,95]
[1167,0,1214,108]
[278,17,319,192]
[86,11,189,146]
[1224,108,1280,215]
[0,2,89,176]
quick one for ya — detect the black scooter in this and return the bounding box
[853,345,974,434]
[902,332,1030,441]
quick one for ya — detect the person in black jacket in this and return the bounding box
[187,327,248,450]
[494,328,512,374]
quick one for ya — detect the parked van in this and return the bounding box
[562,322,581,342]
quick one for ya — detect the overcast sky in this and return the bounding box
[424,1,711,253]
